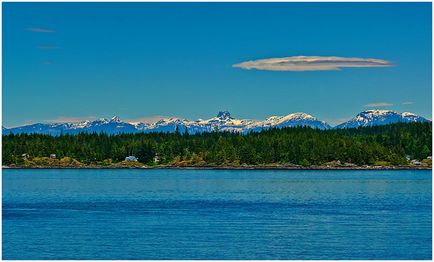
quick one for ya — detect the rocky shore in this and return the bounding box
[3,164,431,170]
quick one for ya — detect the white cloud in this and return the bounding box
[44,116,97,123]
[125,115,172,124]
[233,56,393,71]
[322,116,353,126]
[27,27,55,33]
[36,45,60,49]
[365,103,393,107]
[402,101,414,105]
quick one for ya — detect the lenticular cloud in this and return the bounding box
[233,56,393,71]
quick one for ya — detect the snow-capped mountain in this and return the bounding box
[4,116,138,135]
[335,110,429,129]
[3,110,429,135]
[195,111,258,133]
[3,111,331,135]
[249,113,331,131]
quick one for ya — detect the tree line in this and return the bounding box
[2,122,431,166]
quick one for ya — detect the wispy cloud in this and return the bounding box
[365,103,393,107]
[27,27,55,33]
[233,56,393,71]
[36,45,60,49]
[126,115,172,124]
[402,101,414,105]
[322,116,354,126]
[44,116,97,123]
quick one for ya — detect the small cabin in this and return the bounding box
[50,154,56,159]
[125,156,138,162]
[153,154,161,163]
[21,153,30,160]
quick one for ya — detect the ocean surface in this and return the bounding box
[3,169,432,260]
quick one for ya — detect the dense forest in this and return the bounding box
[2,122,432,167]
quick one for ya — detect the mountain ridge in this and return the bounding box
[3,110,429,135]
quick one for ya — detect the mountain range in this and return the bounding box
[3,110,430,135]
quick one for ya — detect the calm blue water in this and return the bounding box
[3,169,432,260]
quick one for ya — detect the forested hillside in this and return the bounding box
[2,122,432,167]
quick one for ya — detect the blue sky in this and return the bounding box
[3,2,432,127]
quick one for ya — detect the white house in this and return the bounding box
[410,159,422,165]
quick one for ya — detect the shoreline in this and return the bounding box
[3,165,432,170]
